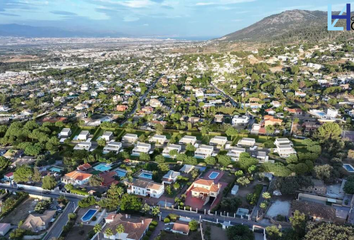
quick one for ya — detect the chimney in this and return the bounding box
[141,220,144,224]
[125,214,128,219]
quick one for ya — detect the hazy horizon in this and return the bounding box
[0,0,351,38]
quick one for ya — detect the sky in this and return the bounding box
[0,0,352,39]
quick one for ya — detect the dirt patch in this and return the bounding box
[270,66,283,73]
[64,225,94,240]
[202,222,228,240]
[0,197,37,225]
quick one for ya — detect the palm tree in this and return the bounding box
[116,224,125,237]
[104,228,113,238]
[93,224,102,240]
[117,186,124,198]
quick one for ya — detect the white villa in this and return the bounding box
[73,142,94,151]
[237,138,256,147]
[132,142,152,156]
[162,170,181,184]
[103,142,122,154]
[274,138,297,158]
[232,115,250,125]
[58,128,71,138]
[77,130,89,141]
[179,135,197,145]
[209,136,228,147]
[149,134,167,145]
[122,133,138,144]
[194,145,214,159]
[126,179,164,198]
[227,147,246,161]
[162,144,182,158]
[101,131,113,141]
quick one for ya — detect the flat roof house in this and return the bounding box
[209,136,228,147]
[73,142,94,151]
[126,179,164,198]
[132,142,152,156]
[104,213,152,240]
[149,134,167,145]
[122,133,138,144]
[162,144,182,158]
[274,138,296,158]
[103,142,122,154]
[237,138,256,147]
[77,130,89,141]
[179,136,197,145]
[58,128,71,138]
[62,170,92,186]
[194,145,214,159]
[232,115,250,125]
[101,131,114,141]
[227,147,246,161]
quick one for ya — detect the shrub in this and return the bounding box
[151,220,158,226]
[168,213,179,221]
[164,218,170,223]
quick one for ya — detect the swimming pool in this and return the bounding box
[343,164,354,173]
[94,163,112,172]
[81,209,97,222]
[49,167,62,173]
[208,171,219,180]
[115,168,127,178]
[139,172,153,179]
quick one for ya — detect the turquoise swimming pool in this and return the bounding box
[81,209,97,222]
[94,163,112,172]
[139,172,152,179]
[115,168,127,178]
[208,171,219,180]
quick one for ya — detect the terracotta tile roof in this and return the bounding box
[194,179,214,186]
[172,222,190,234]
[291,200,336,222]
[4,172,13,177]
[77,163,92,171]
[105,213,152,240]
[65,171,92,181]
[99,171,118,186]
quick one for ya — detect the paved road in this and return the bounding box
[160,208,274,229]
[121,74,164,126]
[210,82,238,107]
[0,184,83,203]
[44,201,76,240]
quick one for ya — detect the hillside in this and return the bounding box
[218,9,352,43]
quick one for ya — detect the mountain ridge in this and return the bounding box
[218,9,351,43]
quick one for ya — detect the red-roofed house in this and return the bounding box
[99,171,118,187]
[4,172,13,181]
[62,171,92,186]
[189,179,221,206]
[77,163,92,171]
